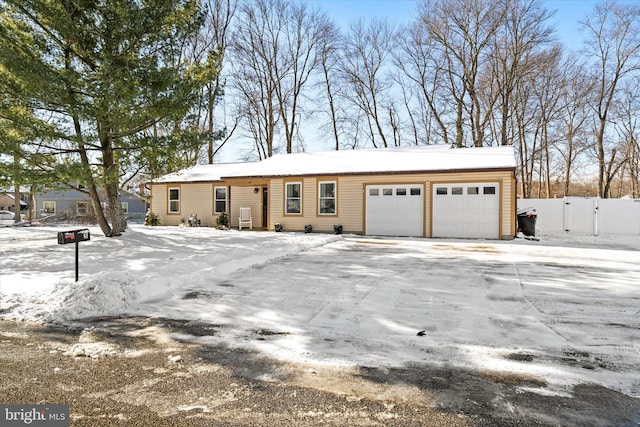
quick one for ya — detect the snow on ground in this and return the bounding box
[1,225,639,399]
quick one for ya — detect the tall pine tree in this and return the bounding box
[0,0,213,236]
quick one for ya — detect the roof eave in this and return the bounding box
[221,166,516,180]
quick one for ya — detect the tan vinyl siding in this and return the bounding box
[503,175,516,239]
[182,184,215,226]
[151,183,214,226]
[270,179,284,230]
[229,186,263,228]
[150,184,167,223]
[268,170,515,238]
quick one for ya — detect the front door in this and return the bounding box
[262,187,268,229]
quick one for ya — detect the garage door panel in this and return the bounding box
[433,183,499,239]
[366,185,424,237]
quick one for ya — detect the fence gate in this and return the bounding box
[564,198,596,234]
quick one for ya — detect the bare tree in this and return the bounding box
[552,57,593,196]
[491,0,555,148]
[394,20,451,145]
[530,45,564,197]
[230,0,327,157]
[340,19,396,148]
[231,0,281,157]
[317,20,344,150]
[514,80,541,198]
[202,0,238,163]
[582,1,640,198]
[613,77,639,197]
[419,0,507,147]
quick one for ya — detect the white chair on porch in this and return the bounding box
[239,207,252,230]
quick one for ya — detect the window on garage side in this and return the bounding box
[436,187,447,195]
[383,188,393,196]
[410,187,421,196]
[214,186,227,213]
[452,187,463,195]
[484,186,496,195]
[369,188,379,196]
[396,188,407,196]
[285,182,302,214]
[467,187,479,195]
[318,181,336,215]
[168,187,180,213]
[43,201,56,214]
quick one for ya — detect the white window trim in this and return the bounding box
[318,181,337,215]
[285,182,302,215]
[121,202,129,214]
[76,201,89,216]
[43,201,56,214]
[214,186,227,214]
[168,187,180,213]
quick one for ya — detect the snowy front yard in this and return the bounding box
[1,225,639,400]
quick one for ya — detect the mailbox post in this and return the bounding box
[57,229,90,282]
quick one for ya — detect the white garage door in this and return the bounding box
[432,183,500,239]
[366,185,424,237]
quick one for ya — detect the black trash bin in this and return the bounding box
[517,208,537,237]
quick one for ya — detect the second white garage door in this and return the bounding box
[365,185,424,237]
[432,182,500,239]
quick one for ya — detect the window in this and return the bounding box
[121,202,129,214]
[436,187,447,195]
[383,188,393,196]
[168,187,180,213]
[452,187,463,195]
[214,186,227,213]
[318,181,336,215]
[410,187,421,196]
[76,201,89,216]
[369,188,379,196]
[43,201,56,214]
[484,186,496,195]
[285,182,302,214]
[467,187,479,195]
[396,188,407,196]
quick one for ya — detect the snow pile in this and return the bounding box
[1,271,141,323]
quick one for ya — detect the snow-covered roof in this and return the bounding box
[152,162,259,183]
[0,192,28,206]
[153,145,516,183]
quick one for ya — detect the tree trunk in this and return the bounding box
[101,136,127,236]
[564,130,574,197]
[13,152,21,223]
[322,62,340,151]
[208,82,215,164]
[455,99,464,148]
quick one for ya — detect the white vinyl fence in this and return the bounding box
[517,197,640,237]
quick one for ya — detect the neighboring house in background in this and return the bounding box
[0,192,28,213]
[34,182,148,222]
[149,145,518,240]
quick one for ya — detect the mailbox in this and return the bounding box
[57,229,90,245]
